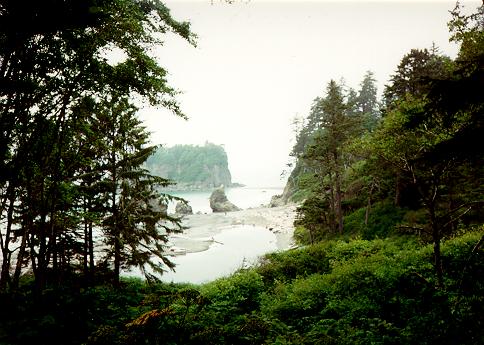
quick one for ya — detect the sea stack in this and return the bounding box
[209,185,241,213]
[175,201,193,215]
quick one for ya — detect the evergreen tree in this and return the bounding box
[92,96,182,285]
[383,48,450,108]
[359,5,484,285]
[0,0,194,291]
[297,80,362,236]
[357,71,380,131]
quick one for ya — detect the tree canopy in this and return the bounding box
[0,0,194,291]
[288,4,484,288]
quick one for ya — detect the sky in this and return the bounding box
[138,0,480,187]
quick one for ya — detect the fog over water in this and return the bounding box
[139,0,479,188]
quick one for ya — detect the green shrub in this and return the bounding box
[201,270,265,314]
[257,242,333,285]
[2,231,483,345]
[293,225,311,245]
[344,201,407,239]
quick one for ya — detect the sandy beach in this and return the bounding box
[167,204,297,255]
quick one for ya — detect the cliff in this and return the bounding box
[145,143,235,190]
[270,161,307,207]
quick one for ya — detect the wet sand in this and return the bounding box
[167,204,297,255]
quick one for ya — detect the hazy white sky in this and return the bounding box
[139,1,480,187]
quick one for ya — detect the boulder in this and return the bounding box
[148,198,168,216]
[269,194,285,208]
[209,186,241,212]
[175,201,193,215]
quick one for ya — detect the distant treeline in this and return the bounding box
[146,143,234,190]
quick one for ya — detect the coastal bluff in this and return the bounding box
[145,143,241,190]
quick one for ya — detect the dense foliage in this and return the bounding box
[288,3,484,287]
[0,0,193,291]
[145,143,233,189]
[0,1,482,344]
[0,230,482,344]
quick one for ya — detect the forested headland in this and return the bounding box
[0,1,483,344]
[145,143,237,190]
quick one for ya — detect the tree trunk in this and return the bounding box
[12,225,28,290]
[365,184,374,226]
[0,191,15,290]
[432,229,443,287]
[83,215,89,279]
[83,198,95,284]
[335,169,344,234]
[112,160,120,287]
[328,174,337,233]
[35,181,48,293]
[50,209,58,282]
[308,225,314,245]
[114,236,120,286]
[429,203,443,287]
[394,173,401,206]
[89,220,94,277]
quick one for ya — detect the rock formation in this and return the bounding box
[148,198,168,216]
[269,194,285,207]
[145,143,237,190]
[209,186,241,212]
[175,201,193,215]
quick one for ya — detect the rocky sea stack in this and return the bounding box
[145,143,236,190]
[209,186,241,213]
[175,201,193,215]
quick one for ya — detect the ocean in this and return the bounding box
[120,186,288,283]
[160,225,278,284]
[166,186,284,214]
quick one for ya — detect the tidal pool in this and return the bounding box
[160,225,277,284]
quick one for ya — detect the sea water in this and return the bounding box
[122,187,286,283]
[166,186,283,214]
[160,225,277,284]
[159,187,285,283]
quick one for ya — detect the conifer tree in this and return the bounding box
[0,0,194,291]
[297,80,362,235]
[96,96,182,285]
[357,71,380,131]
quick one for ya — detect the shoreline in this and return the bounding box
[161,183,248,193]
[166,204,297,256]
